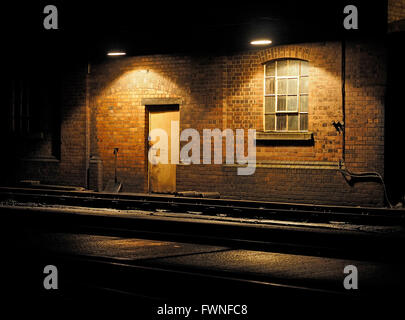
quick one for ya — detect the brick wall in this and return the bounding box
[178,42,385,206]
[86,40,386,206]
[14,63,88,188]
[59,65,88,187]
[388,0,405,23]
[12,39,386,206]
[89,56,217,191]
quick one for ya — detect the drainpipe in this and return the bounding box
[341,39,346,162]
[85,62,91,189]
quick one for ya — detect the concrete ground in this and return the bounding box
[1,202,404,318]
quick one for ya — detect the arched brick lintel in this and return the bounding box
[257,44,313,64]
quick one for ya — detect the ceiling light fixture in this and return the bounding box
[107,51,126,56]
[250,39,272,46]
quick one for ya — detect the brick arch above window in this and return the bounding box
[257,45,313,65]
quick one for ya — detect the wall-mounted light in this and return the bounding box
[107,51,126,56]
[250,39,272,46]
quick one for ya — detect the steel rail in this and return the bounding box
[0,186,404,224]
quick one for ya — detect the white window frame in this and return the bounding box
[264,59,309,132]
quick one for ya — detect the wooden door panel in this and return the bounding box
[148,108,178,193]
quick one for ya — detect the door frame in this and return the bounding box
[145,102,180,193]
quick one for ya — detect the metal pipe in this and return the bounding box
[338,161,393,208]
[341,39,346,162]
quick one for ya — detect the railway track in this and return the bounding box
[2,187,403,316]
[1,186,404,225]
[2,204,404,265]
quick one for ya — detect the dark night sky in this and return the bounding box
[3,1,388,63]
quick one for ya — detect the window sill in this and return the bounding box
[255,131,313,141]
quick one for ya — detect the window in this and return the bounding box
[264,59,309,131]
[6,78,41,135]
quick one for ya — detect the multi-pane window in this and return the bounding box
[6,79,41,135]
[264,59,309,131]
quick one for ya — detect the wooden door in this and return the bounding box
[148,107,179,193]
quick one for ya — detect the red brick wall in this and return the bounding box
[13,64,88,188]
[14,39,386,207]
[59,65,88,187]
[89,55,226,192]
[85,41,386,206]
[227,43,343,163]
[388,0,405,23]
[344,41,385,175]
[178,41,385,206]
